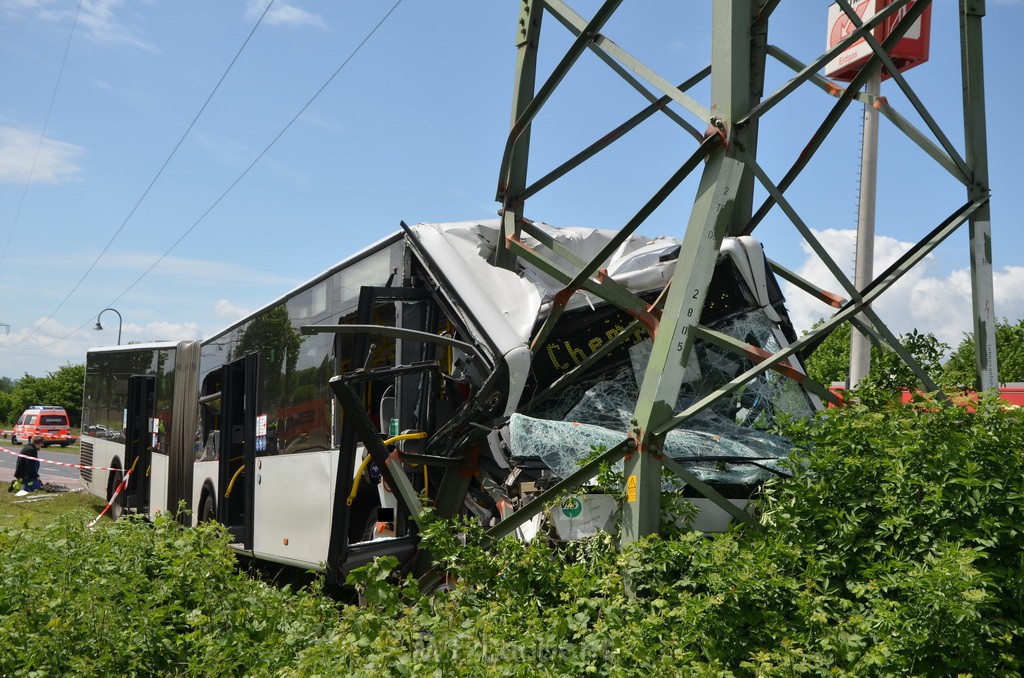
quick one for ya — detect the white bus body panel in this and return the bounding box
[79,435,124,499]
[149,451,169,517]
[252,449,338,568]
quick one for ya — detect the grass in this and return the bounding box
[0,485,106,530]
[0,426,94,530]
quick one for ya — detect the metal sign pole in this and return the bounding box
[849,67,882,387]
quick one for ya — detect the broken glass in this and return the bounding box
[508,311,812,485]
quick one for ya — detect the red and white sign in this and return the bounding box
[825,0,931,82]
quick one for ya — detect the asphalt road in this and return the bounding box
[0,441,83,489]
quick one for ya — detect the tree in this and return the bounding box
[46,363,85,426]
[801,318,851,386]
[863,328,947,392]
[941,318,1024,390]
[802,318,948,391]
[10,375,48,416]
[2,364,85,426]
[0,392,12,425]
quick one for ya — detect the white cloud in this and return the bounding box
[17,0,157,51]
[0,0,52,17]
[138,320,202,343]
[246,0,326,29]
[213,299,252,323]
[79,0,153,49]
[0,126,84,184]
[0,316,204,379]
[20,250,301,289]
[0,315,100,379]
[782,229,1024,350]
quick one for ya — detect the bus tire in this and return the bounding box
[106,468,124,521]
[199,490,216,523]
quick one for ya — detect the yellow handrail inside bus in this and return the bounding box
[346,432,426,506]
[225,465,245,498]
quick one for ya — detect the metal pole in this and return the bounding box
[849,67,881,387]
[623,0,756,545]
[960,0,998,390]
[495,1,542,270]
[96,307,123,345]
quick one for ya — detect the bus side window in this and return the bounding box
[198,430,220,461]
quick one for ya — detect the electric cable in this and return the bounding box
[0,0,83,347]
[19,0,404,351]
[101,0,406,310]
[7,0,279,349]
[29,0,403,350]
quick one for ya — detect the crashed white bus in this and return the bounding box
[80,220,819,581]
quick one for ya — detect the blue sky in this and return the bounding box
[1,0,1022,380]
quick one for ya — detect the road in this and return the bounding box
[0,441,83,489]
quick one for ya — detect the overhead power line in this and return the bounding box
[0,0,83,272]
[8,0,279,349]
[0,0,83,351]
[32,0,405,350]
[18,0,404,352]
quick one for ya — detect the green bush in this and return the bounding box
[296,388,1024,675]
[0,511,338,676]
[1,387,1022,675]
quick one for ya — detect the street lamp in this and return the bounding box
[94,308,123,345]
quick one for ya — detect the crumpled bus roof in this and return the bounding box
[409,220,811,487]
[408,219,774,340]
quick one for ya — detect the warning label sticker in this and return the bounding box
[627,475,637,503]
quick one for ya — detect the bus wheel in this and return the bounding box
[106,469,124,520]
[199,492,216,523]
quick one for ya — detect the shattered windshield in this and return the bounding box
[509,311,813,484]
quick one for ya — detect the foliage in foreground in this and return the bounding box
[298,390,1024,677]
[0,513,339,676]
[1,388,1023,675]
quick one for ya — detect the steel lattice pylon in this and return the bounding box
[487,0,996,545]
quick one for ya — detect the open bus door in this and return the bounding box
[119,375,155,517]
[322,283,438,584]
[218,354,257,547]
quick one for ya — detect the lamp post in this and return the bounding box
[94,308,123,345]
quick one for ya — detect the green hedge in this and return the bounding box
[1,388,1021,676]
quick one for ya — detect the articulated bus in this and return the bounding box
[81,220,819,581]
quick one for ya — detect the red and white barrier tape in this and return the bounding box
[0,445,123,473]
[86,467,133,528]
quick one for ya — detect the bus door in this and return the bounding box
[325,283,439,583]
[123,375,155,515]
[218,354,257,547]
